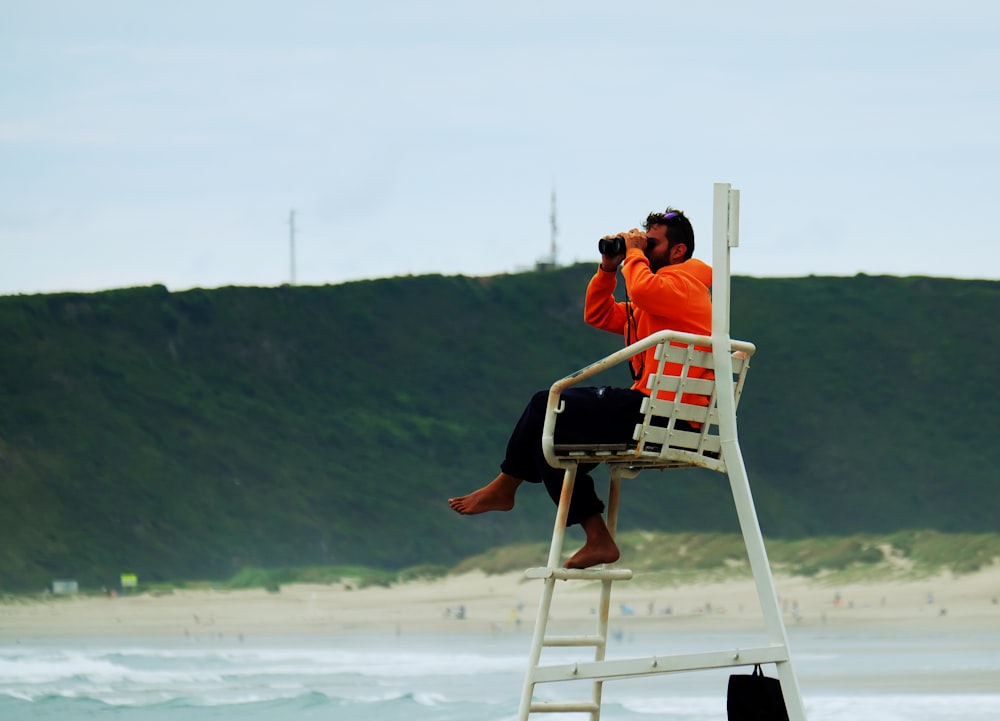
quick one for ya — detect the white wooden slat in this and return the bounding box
[524,567,634,581]
[639,427,722,453]
[529,701,601,714]
[644,375,716,397]
[541,635,606,647]
[641,398,712,424]
[530,646,791,684]
[655,346,716,371]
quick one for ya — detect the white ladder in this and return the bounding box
[517,183,807,721]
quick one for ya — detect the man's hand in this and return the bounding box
[599,228,647,271]
[622,228,647,251]
[598,233,625,272]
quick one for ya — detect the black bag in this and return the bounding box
[727,664,789,721]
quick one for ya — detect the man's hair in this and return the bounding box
[644,207,694,260]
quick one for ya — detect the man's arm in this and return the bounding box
[584,264,626,333]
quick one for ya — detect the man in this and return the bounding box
[449,208,712,569]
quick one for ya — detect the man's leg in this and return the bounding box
[540,387,643,568]
[565,512,621,569]
[449,386,642,569]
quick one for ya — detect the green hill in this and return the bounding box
[1,268,997,590]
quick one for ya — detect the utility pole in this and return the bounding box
[288,209,297,286]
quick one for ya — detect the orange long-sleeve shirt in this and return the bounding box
[585,247,713,396]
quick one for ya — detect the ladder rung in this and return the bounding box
[543,634,605,647]
[524,567,633,581]
[531,646,791,684]
[529,701,601,714]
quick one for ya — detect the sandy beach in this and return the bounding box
[3,565,999,641]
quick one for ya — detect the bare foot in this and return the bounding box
[564,513,621,569]
[448,474,521,515]
[564,541,621,569]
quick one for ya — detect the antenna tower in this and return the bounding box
[289,209,297,286]
[549,187,558,266]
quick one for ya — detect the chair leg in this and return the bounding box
[723,440,808,721]
[605,466,624,538]
[543,465,577,569]
[518,464,578,721]
[586,466,626,721]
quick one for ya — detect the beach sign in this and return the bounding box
[52,579,78,595]
[120,573,138,589]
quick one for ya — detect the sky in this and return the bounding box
[2,1,998,296]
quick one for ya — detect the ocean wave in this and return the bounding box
[4,630,999,721]
[0,652,225,687]
[0,687,510,716]
[0,643,517,710]
[0,649,524,695]
[1,644,526,678]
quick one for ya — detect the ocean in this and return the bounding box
[1,626,997,720]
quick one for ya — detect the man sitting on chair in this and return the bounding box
[449,208,712,569]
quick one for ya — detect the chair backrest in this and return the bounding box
[630,333,755,472]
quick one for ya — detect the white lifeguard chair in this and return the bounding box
[517,183,808,720]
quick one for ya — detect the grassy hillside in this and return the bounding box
[1,268,997,590]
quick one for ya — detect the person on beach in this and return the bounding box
[449,208,712,569]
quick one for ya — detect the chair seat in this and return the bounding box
[552,443,722,470]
